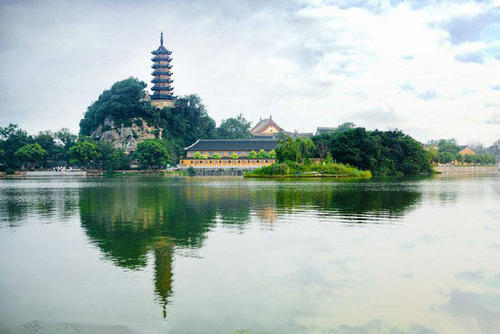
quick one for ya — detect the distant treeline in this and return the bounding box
[426,139,498,165]
[1,77,498,174]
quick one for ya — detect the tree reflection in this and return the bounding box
[78,178,423,318]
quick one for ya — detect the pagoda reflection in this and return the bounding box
[78,178,423,319]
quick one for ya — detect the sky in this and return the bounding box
[0,0,499,145]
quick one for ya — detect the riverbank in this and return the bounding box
[434,165,499,174]
[244,161,372,179]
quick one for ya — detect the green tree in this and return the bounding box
[257,149,269,158]
[268,149,276,158]
[162,95,216,150]
[248,150,257,159]
[69,141,100,167]
[231,153,239,159]
[134,139,171,169]
[0,124,33,168]
[79,77,153,136]
[14,143,47,169]
[216,114,252,139]
[275,136,301,163]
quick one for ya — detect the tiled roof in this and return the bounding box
[250,118,282,135]
[186,139,277,151]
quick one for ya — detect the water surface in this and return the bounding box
[0,175,499,333]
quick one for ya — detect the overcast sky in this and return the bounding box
[1,0,499,144]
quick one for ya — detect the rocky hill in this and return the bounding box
[91,117,162,153]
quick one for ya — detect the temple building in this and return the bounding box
[150,31,175,108]
[180,139,277,169]
[250,116,282,137]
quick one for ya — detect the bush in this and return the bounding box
[257,149,269,158]
[248,150,257,158]
[245,161,371,178]
[187,167,196,176]
[212,153,221,159]
[231,153,238,159]
[6,168,15,175]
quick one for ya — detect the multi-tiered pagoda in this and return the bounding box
[150,31,175,108]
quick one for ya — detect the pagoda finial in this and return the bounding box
[160,30,164,47]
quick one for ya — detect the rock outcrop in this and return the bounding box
[91,117,162,153]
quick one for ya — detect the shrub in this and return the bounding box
[212,153,221,159]
[231,153,238,159]
[187,167,196,176]
[248,150,257,158]
[257,149,269,158]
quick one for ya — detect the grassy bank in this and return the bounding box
[244,161,371,178]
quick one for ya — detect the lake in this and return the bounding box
[0,175,499,334]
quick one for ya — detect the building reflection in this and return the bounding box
[77,178,423,318]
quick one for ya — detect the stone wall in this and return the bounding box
[435,165,499,174]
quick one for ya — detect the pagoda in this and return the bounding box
[150,31,175,108]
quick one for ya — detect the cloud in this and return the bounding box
[441,290,500,332]
[455,52,484,63]
[441,7,500,44]
[455,270,485,282]
[345,108,402,127]
[1,0,500,145]
[417,90,440,100]
[491,85,500,91]
[485,114,500,124]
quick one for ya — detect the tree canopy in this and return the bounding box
[311,128,433,175]
[216,114,252,139]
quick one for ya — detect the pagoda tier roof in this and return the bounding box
[152,70,173,76]
[150,93,175,100]
[152,63,173,69]
[152,56,172,62]
[151,78,174,84]
[185,139,277,152]
[151,86,174,91]
[151,46,172,55]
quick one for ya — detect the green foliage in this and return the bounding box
[15,143,47,167]
[275,136,316,163]
[69,141,100,167]
[194,152,201,159]
[312,128,432,175]
[245,161,371,178]
[231,153,239,159]
[6,168,15,175]
[216,114,252,139]
[161,95,216,154]
[133,139,171,169]
[200,154,208,159]
[268,149,276,158]
[187,167,196,176]
[212,153,221,159]
[0,123,33,168]
[79,77,152,136]
[247,150,257,159]
[257,149,269,158]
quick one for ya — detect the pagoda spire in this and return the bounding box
[150,30,175,108]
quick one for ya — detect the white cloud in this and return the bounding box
[0,0,499,144]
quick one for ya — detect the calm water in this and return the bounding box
[0,175,499,334]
